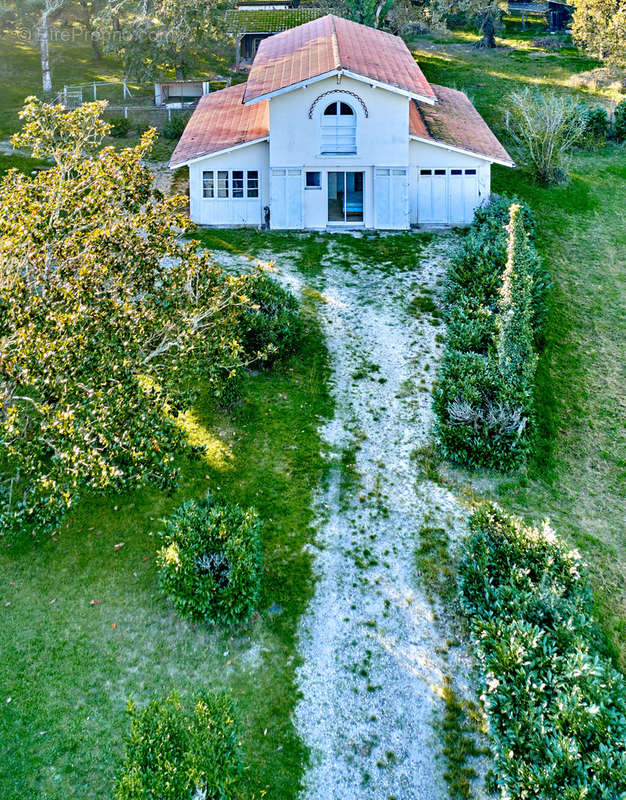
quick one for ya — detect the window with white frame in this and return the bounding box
[202,171,214,198]
[321,101,356,155]
[202,169,260,199]
[247,170,259,197]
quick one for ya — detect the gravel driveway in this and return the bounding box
[205,232,485,800]
[283,236,481,800]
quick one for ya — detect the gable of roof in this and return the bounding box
[410,85,514,167]
[243,14,436,104]
[169,83,269,168]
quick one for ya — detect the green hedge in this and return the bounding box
[433,197,550,470]
[114,692,242,800]
[157,495,263,625]
[459,505,626,799]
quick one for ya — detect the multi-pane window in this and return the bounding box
[202,169,260,199]
[247,170,259,197]
[232,170,244,198]
[321,101,356,155]
[202,171,214,198]
[306,171,321,188]
[217,171,229,198]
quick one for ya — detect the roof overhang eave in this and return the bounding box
[243,68,437,106]
[243,70,339,105]
[409,134,515,167]
[341,71,437,104]
[169,136,269,170]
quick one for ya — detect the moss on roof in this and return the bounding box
[225,7,324,34]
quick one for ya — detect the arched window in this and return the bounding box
[320,101,356,155]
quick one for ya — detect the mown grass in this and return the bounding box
[413,23,626,668]
[0,33,124,137]
[0,17,234,138]
[0,296,332,799]
[193,228,330,277]
[0,153,50,175]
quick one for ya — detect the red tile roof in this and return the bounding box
[410,85,514,166]
[169,83,269,168]
[243,14,436,103]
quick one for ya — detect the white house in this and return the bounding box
[169,14,514,229]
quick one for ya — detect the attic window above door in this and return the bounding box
[321,101,356,155]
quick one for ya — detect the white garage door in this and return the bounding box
[374,167,409,229]
[270,168,303,229]
[417,168,480,225]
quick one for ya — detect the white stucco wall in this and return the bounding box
[187,141,269,226]
[264,76,410,229]
[267,75,410,168]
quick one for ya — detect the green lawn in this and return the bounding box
[0,33,124,138]
[412,24,626,667]
[0,302,332,799]
[0,18,235,138]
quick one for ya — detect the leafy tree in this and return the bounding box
[505,88,588,183]
[11,0,66,91]
[0,98,259,539]
[346,0,394,27]
[571,0,626,67]
[95,0,231,81]
[76,0,105,59]
[398,0,502,46]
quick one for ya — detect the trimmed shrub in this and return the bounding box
[238,272,303,366]
[157,496,263,624]
[108,116,130,137]
[446,196,548,333]
[433,350,530,469]
[114,692,243,800]
[445,298,495,355]
[572,103,609,150]
[162,113,190,140]
[496,203,538,401]
[615,99,626,142]
[434,198,548,471]
[132,120,153,136]
[459,505,626,800]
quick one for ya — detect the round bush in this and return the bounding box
[114,692,242,800]
[108,116,130,138]
[574,104,609,149]
[238,272,303,366]
[162,112,190,140]
[157,496,262,624]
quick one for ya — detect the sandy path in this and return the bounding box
[205,233,484,799]
[281,237,478,800]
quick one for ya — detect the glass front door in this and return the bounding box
[327,171,364,224]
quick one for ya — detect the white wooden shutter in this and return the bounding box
[270,168,302,229]
[374,167,408,229]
